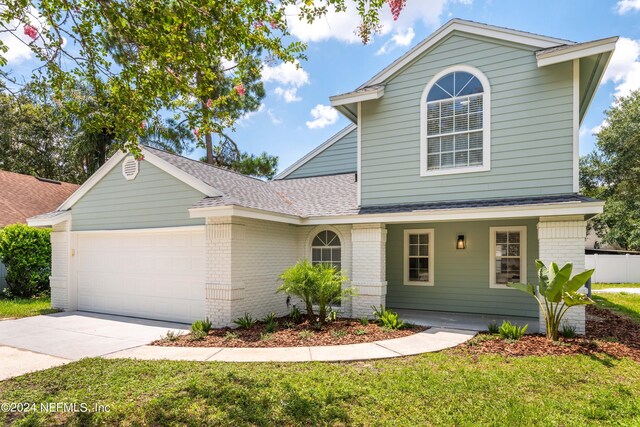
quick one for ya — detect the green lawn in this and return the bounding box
[0,296,58,320]
[593,292,640,323]
[1,354,639,426]
[592,283,640,290]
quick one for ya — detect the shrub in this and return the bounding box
[507,260,594,341]
[289,306,303,323]
[277,260,353,325]
[0,224,51,298]
[326,309,338,322]
[265,319,278,333]
[487,322,500,335]
[189,330,207,341]
[224,331,238,340]
[234,313,256,329]
[498,321,528,340]
[358,317,369,326]
[561,323,577,338]
[263,312,277,323]
[354,329,367,336]
[372,305,405,330]
[163,330,183,341]
[191,318,212,334]
[331,329,347,338]
[298,330,314,340]
[260,332,274,341]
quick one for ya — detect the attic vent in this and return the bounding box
[122,156,140,180]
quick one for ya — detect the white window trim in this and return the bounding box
[420,65,491,177]
[489,226,527,289]
[403,228,435,286]
[308,227,343,270]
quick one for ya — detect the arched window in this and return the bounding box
[420,66,490,176]
[311,230,341,270]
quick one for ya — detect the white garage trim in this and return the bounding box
[74,225,205,234]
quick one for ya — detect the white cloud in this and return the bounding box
[262,61,309,103]
[274,86,301,103]
[267,108,283,125]
[262,62,309,87]
[306,104,339,129]
[616,0,640,14]
[602,37,640,98]
[286,0,467,45]
[376,27,415,55]
[580,121,607,137]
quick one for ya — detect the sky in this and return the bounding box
[2,0,640,174]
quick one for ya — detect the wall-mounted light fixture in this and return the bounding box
[456,234,466,250]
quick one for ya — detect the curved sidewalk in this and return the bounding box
[104,327,476,362]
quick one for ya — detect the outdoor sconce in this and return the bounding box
[456,234,466,250]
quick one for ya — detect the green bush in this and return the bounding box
[561,323,577,338]
[498,321,528,340]
[372,305,405,330]
[277,260,353,325]
[487,322,500,335]
[0,224,51,298]
[289,306,303,323]
[191,318,212,334]
[234,313,256,329]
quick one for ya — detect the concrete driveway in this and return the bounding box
[0,311,189,380]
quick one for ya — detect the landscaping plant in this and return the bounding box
[372,305,405,330]
[0,224,51,298]
[191,318,212,334]
[289,306,303,323]
[277,260,353,325]
[487,322,500,335]
[507,260,594,341]
[234,313,256,329]
[498,321,528,340]
[561,324,577,338]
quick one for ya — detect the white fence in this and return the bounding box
[586,254,640,283]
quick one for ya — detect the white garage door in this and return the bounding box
[76,228,206,323]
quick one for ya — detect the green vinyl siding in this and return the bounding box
[361,32,575,206]
[386,219,539,318]
[286,128,357,179]
[72,159,205,231]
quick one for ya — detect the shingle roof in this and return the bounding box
[358,194,598,215]
[145,146,358,217]
[0,170,79,228]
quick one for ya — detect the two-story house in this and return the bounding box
[30,19,616,334]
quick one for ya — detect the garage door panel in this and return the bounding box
[76,229,205,323]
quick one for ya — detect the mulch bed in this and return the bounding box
[152,317,427,348]
[455,305,640,362]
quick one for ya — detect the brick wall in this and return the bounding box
[537,218,587,334]
[350,223,387,318]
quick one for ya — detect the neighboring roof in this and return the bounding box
[274,124,357,180]
[0,170,79,228]
[358,194,598,215]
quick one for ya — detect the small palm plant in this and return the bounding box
[277,260,353,325]
[507,260,594,341]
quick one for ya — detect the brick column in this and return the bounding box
[205,217,245,327]
[350,223,387,318]
[537,218,587,334]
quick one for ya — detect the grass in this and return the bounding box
[0,354,638,426]
[0,296,58,320]
[593,293,640,323]
[592,283,640,290]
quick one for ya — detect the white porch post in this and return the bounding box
[205,217,245,327]
[350,223,387,318]
[537,217,587,334]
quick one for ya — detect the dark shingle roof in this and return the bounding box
[359,194,598,215]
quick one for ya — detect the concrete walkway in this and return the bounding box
[104,327,476,362]
[595,288,640,294]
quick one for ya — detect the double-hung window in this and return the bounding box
[490,226,527,289]
[404,229,435,286]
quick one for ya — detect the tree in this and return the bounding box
[580,90,640,250]
[200,133,279,179]
[0,1,405,158]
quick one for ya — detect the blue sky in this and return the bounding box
[2,0,639,174]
